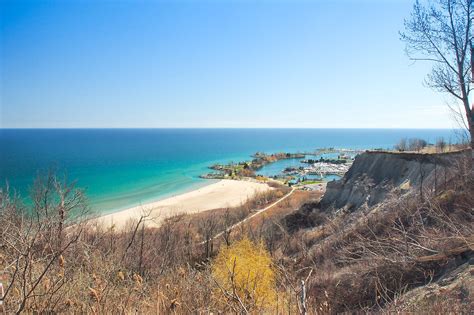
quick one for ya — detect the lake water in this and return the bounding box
[0,128,457,213]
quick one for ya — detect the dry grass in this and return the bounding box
[278,180,474,313]
[0,178,304,313]
[1,163,472,313]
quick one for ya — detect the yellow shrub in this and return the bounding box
[211,238,276,310]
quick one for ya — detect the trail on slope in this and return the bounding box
[200,187,295,245]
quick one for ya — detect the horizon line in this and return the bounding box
[0,127,460,130]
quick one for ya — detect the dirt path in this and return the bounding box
[200,187,295,244]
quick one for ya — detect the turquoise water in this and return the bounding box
[0,128,457,214]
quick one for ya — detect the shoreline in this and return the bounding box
[88,148,351,228]
[92,178,219,217]
[91,179,272,229]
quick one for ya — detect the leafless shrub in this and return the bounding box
[436,137,447,152]
[0,172,89,313]
[3,163,469,313]
[288,178,473,312]
[395,138,408,152]
[394,138,427,152]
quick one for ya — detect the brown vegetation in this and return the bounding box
[277,153,474,313]
[1,153,472,313]
[0,173,320,313]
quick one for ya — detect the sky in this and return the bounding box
[0,0,461,128]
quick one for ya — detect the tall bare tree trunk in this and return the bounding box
[470,42,474,179]
[138,222,145,276]
[470,124,474,178]
[467,96,474,178]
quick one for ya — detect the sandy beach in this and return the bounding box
[93,179,271,229]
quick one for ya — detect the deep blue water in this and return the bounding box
[0,128,457,213]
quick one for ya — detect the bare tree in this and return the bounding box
[222,209,233,246]
[0,173,88,313]
[409,138,428,151]
[436,137,448,151]
[401,0,474,173]
[395,138,409,151]
[198,217,218,259]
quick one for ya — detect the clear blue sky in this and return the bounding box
[0,0,456,128]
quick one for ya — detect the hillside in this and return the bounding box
[282,149,473,312]
[0,150,471,313]
[321,150,466,211]
[285,150,468,229]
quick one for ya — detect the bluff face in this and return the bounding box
[320,151,464,212]
[282,150,473,312]
[285,150,466,230]
[320,151,463,211]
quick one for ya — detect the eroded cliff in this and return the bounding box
[320,150,465,212]
[285,150,468,230]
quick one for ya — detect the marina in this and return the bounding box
[201,148,358,188]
